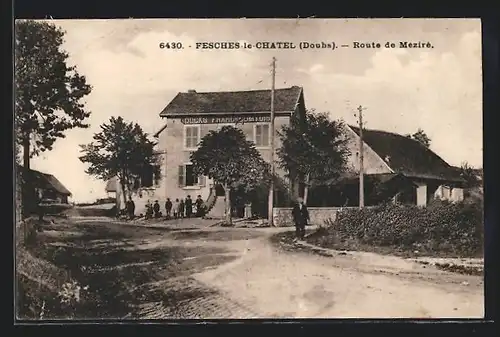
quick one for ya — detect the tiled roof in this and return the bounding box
[18,166,72,195]
[160,86,303,116]
[348,125,464,182]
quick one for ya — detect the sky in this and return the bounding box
[26,19,482,203]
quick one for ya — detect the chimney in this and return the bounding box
[187,89,197,93]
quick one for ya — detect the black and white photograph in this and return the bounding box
[14,18,483,320]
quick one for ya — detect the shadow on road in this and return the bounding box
[30,222,238,319]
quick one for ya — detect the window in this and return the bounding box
[140,164,160,188]
[185,164,197,187]
[254,124,270,147]
[185,126,200,149]
[178,164,206,188]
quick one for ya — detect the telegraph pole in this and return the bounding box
[268,57,277,226]
[358,105,365,209]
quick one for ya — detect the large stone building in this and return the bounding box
[109,86,306,215]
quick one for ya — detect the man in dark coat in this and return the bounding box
[145,200,153,219]
[292,197,309,240]
[153,200,161,218]
[165,198,172,219]
[195,195,204,217]
[126,197,135,219]
[185,195,193,218]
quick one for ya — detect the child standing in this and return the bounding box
[172,198,180,218]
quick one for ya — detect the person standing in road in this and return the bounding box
[127,197,135,219]
[185,195,193,218]
[126,196,135,219]
[165,198,172,219]
[292,197,309,241]
[195,195,204,217]
[178,198,185,219]
[145,200,153,219]
[172,198,180,218]
[153,200,161,218]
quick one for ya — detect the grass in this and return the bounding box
[304,227,420,258]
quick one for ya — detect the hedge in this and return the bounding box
[318,200,483,257]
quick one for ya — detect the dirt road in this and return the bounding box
[36,218,484,319]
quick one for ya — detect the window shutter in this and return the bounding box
[254,125,260,146]
[142,164,153,187]
[178,165,185,187]
[154,164,161,186]
[195,126,200,145]
[185,127,191,148]
[264,124,270,146]
[199,175,206,187]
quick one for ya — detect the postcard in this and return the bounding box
[14,18,483,320]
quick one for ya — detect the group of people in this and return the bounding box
[124,193,309,241]
[125,195,206,220]
[162,195,206,219]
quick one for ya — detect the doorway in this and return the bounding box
[215,184,225,197]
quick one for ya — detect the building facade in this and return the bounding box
[326,125,465,207]
[118,86,306,215]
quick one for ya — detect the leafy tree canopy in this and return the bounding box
[406,128,431,148]
[277,109,350,187]
[79,116,160,204]
[190,126,271,191]
[15,20,92,162]
[460,161,482,188]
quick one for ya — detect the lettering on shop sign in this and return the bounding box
[180,115,271,124]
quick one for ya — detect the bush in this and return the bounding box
[320,200,483,257]
[17,273,62,319]
[16,238,92,319]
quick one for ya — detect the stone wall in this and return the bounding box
[273,207,347,227]
[273,206,377,227]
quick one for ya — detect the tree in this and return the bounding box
[460,162,481,188]
[277,109,350,204]
[15,20,92,216]
[406,128,431,148]
[15,20,92,168]
[190,126,271,225]
[79,117,160,208]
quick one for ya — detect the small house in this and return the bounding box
[307,126,466,207]
[18,166,72,204]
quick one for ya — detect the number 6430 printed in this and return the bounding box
[159,42,184,49]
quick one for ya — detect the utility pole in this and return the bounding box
[358,105,365,209]
[268,57,277,226]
